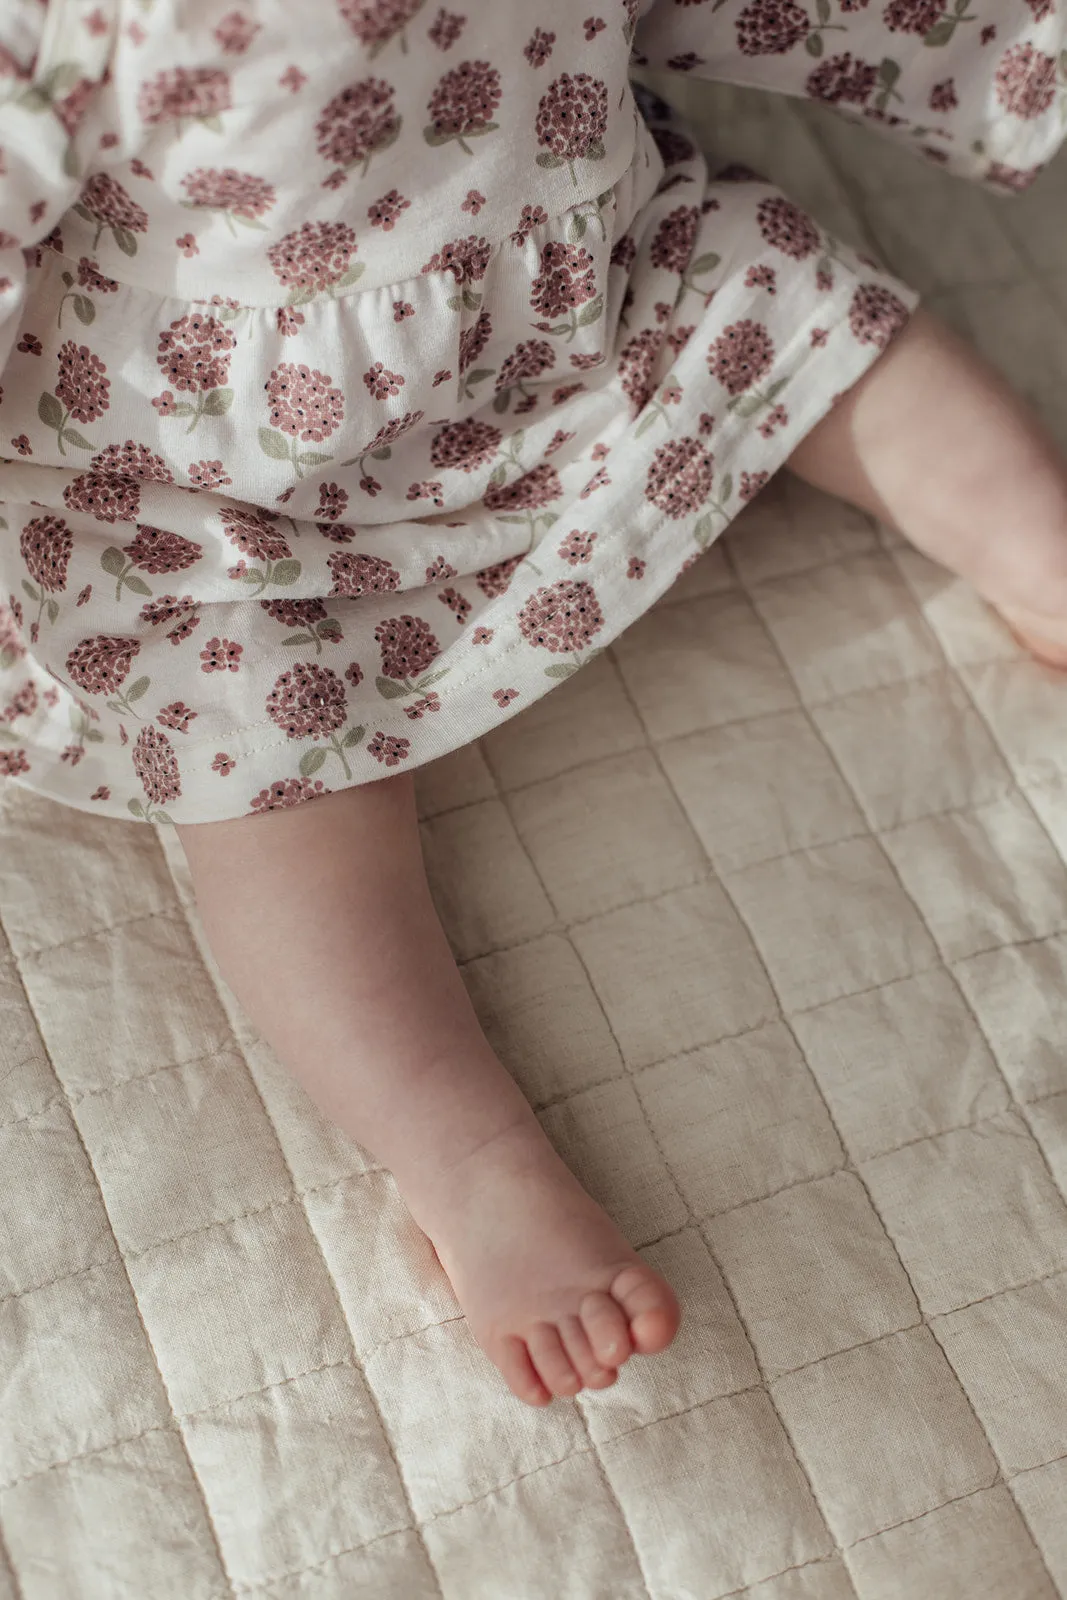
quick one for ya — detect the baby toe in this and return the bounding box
[525,1322,582,1398]
[558,1313,617,1390]
[579,1289,633,1370]
[497,1333,551,1407]
[609,1263,681,1355]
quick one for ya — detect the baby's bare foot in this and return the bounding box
[403,1119,681,1405]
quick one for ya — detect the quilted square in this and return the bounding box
[73,1046,294,1254]
[724,837,939,1013]
[0,1429,226,1599]
[184,1364,411,1589]
[19,913,232,1097]
[771,1327,996,1545]
[570,882,777,1070]
[658,710,865,875]
[481,652,645,791]
[598,1389,832,1598]
[962,658,1067,787]
[462,933,624,1107]
[954,935,1067,1103]
[934,1275,1067,1475]
[509,749,707,923]
[0,1260,171,1486]
[811,671,1011,831]
[0,1102,115,1295]
[1011,1459,1067,1595]
[0,945,62,1125]
[844,1486,1057,1600]
[653,536,733,606]
[725,473,878,587]
[749,551,942,707]
[125,1205,353,1415]
[860,1110,1067,1316]
[882,793,1067,964]
[420,800,555,962]
[612,591,799,741]
[792,969,1009,1162]
[634,1023,843,1218]
[365,1318,587,1522]
[539,1078,689,1247]
[705,1172,919,1378]
[891,548,1018,670]
[421,1452,647,1600]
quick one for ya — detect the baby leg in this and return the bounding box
[786,308,1067,667]
[177,777,679,1406]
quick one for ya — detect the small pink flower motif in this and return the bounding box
[76,585,92,606]
[559,529,597,564]
[591,442,610,461]
[403,691,442,719]
[462,189,486,214]
[816,265,833,292]
[212,751,236,775]
[11,434,30,455]
[661,381,683,405]
[746,264,777,293]
[627,556,646,579]
[130,158,153,179]
[545,429,575,456]
[493,687,519,707]
[157,701,197,733]
[60,744,84,765]
[322,171,347,191]
[214,9,259,53]
[438,585,471,622]
[739,470,769,502]
[98,132,119,151]
[580,467,610,499]
[363,361,405,399]
[524,26,556,65]
[408,480,446,506]
[698,413,715,437]
[152,391,176,416]
[280,65,306,92]
[90,785,110,801]
[367,730,410,767]
[393,300,415,321]
[980,23,996,41]
[810,327,829,347]
[429,7,466,48]
[759,403,789,438]
[584,15,606,37]
[16,334,43,355]
[128,21,146,44]
[277,308,305,336]
[425,555,457,581]
[29,201,47,224]
[345,662,363,687]
[473,626,493,644]
[433,369,452,387]
[44,686,60,707]
[227,561,247,579]
[176,233,199,257]
[200,636,243,672]
[85,9,108,35]
[360,475,382,497]
[654,302,672,325]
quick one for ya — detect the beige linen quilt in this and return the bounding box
[2,88,1067,1600]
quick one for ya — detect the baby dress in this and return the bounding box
[0,0,1062,823]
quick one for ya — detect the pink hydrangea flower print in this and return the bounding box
[262,363,345,474]
[735,0,810,55]
[425,60,502,153]
[180,167,276,226]
[368,731,411,766]
[848,284,910,348]
[559,529,597,564]
[535,74,608,184]
[250,776,332,812]
[77,174,148,252]
[430,418,501,472]
[155,313,236,428]
[475,555,522,598]
[518,579,604,669]
[994,44,1057,119]
[316,78,402,180]
[645,438,714,517]
[375,614,441,686]
[131,726,182,815]
[707,320,775,395]
[214,9,260,52]
[48,341,110,448]
[137,67,232,127]
[339,0,425,53]
[531,242,599,338]
[327,551,402,597]
[158,701,198,733]
[65,634,141,696]
[268,221,360,300]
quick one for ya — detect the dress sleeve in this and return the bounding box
[0,0,117,373]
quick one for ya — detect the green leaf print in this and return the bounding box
[586,140,606,160]
[923,18,956,43]
[371,445,392,461]
[805,31,823,55]
[816,0,830,18]
[569,215,588,242]
[112,227,138,257]
[544,662,579,679]
[258,427,290,460]
[535,152,565,170]
[38,392,64,430]
[86,727,104,743]
[297,451,332,469]
[46,599,60,623]
[577,295,604,328]
[688,252,721,275]
[878,58,902,86]
[125,676,150,702]
[100,547,126,577]
[417,668,450,690]
[282,632,314,647]
[341,726,366,748]
[202,388,234,417]
[693,513,715,551]
[299,747,328,777]
[127,798,145,818]
[271,559,301,586]
[720,472,733,503]
[375,675,411,699]
[21,580,39,602]
[124,575,152,597]
[61,428,92,450]
[336,263,365,288]
[63,144,82,180]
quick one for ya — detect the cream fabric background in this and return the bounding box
[2,85,1067,1599]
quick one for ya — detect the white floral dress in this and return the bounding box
[0,0,1063,822]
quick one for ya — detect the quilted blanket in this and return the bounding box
[2,86,1067,1600]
